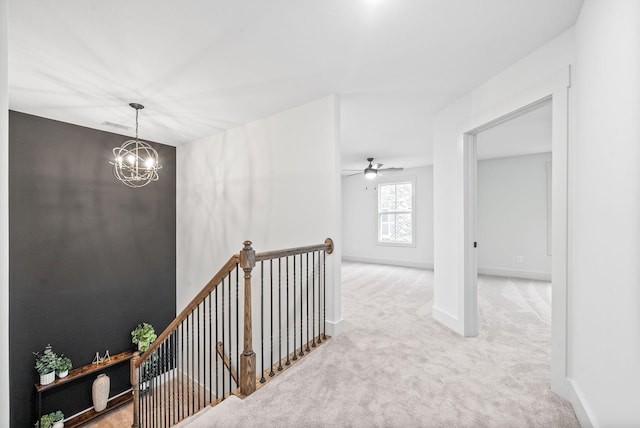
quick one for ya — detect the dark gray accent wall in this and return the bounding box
[9,111,176,427]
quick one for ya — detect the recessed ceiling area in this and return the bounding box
[8,0,582,171]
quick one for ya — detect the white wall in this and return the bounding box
[433,28,574,335]
[477,153,551,280]
[434,1,640,424]
[177,95,343,335]
[0,0,9,425]
[570,1,640,425]
[341,166,433,269]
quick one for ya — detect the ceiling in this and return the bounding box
[476,100,551,160]
[8,0,582,171]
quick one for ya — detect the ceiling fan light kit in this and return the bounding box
[343,157,404,178]
[364,157,378,179]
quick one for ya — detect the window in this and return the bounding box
[378,181,413,245]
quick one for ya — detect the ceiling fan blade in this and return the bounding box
[341,169,362,172]
[343,171,362,177]
[372,163,383,169]
[378,167,403,172]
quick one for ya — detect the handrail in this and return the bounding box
[255,238,334,261]
[131,238,334,428]
[138,238,334,365]
[134,254,240,367]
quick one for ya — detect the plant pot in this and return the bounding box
[57,370,68,378]
[40,371,55,385]
[52,421,64,428]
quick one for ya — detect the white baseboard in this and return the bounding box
[478,266,551,281]
[342,255,433,270]
[66,388,132,421]
[432,305,463,335]
[325,319,343,337]
[552,377,596,428]
[565,379,596,428]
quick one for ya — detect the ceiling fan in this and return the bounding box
[343,157,404,179]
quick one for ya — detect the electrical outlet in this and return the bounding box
[516,256,524,263]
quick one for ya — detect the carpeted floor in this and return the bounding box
[175,261,579,428]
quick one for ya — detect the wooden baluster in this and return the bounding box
[130,352,140,428]
[239,241,256,395]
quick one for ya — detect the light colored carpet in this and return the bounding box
[177,262,579,428]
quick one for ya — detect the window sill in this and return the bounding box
[376,241,415,248]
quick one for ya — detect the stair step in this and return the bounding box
[175,395,242,427]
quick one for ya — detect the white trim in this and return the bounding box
[565,379,597,428]
[432,306,461,333]
[376,179,416,246]
[463,134,478,337]
[478,267,551,281]
[325,319,343,337]
[546,161,552,256]
[461,66,571,399]
[550,78,570,397]
[342,255,433,270]
[65,388,133,421]
[375,240,416,248]
[0,0,8,425]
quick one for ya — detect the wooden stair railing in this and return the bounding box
[216,342,237,384]
[131,238,334,428]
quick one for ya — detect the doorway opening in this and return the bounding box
[475,100,552,282]
[461,68,570,397]
[473,101,553,342]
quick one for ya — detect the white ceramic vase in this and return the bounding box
[57,370,68,378]
[92,373,110,412]
[52,421,64,428]
[40,371,55,386]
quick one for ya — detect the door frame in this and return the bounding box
[462,67,571,397]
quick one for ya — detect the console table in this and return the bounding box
[35,350,134,427]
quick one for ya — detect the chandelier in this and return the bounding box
[110,103,162,188]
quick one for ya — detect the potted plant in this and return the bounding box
[56,355,72,378]
[34,410,63,428]
[131,323,159,391]
[33,345,58,386]
[131,323,157,352]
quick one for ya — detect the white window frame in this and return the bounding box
[376,178,416,247]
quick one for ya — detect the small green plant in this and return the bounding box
[33,345,58,375]
[34,410,63,428]
[131,323,157,352]
[56,355,72,374]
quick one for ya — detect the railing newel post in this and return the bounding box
[239,240,257,396]
[130,351,140,428]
